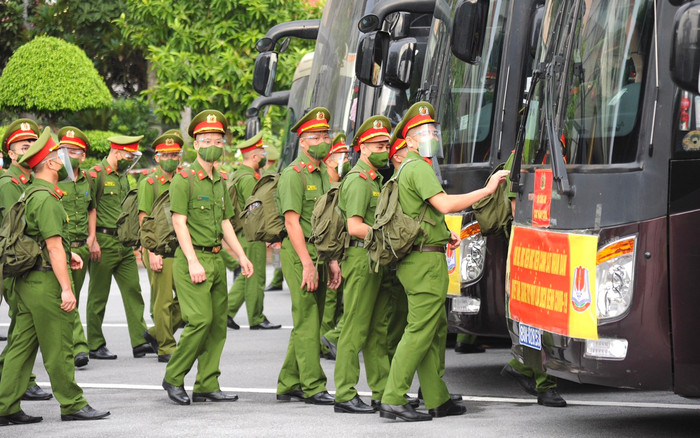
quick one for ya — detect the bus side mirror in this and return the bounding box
[671,4,700,94]
[356,31,390,87]
[385,37,417,90]
[451,0,490,64]
[252,52,278,96]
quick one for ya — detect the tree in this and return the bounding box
[117,0,320,133]
[0,0,28,71]
[0,36,112,128]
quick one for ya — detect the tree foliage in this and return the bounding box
[0,36,112,121]
[0,0,27,71]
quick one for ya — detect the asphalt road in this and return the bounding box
[1,263,700,437]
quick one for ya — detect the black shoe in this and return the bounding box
[378,403,432,422]
[227,316,240,330]
[334,395,376,413]
[89,345,117,360]
[132,343,155,358]
[405,394,420,408]
[320,336,337,360]
[158,354,172,363]
[162,379,190,405]
[61,405,110,421]
[305,391,334,405]
[0,334,6,341]
[250,319,281,330]
[0,410,43,425]
[454,342,485,354]
[501,363,538,396]
[265,283,282,291]
[192,390,239,402]
[417,387,462,403]
[537,388,567,407]
[429,399,467,418]
[276,389,305,402]
[21,385,53,401]
[143,330,159,355]
[74,352,89,368]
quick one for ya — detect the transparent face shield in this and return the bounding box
[334,152,349,177]
[56,147,75,182]
[122,150,142,173]
[410,123,444,159]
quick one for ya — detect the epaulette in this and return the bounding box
[89,170,98,179]
[220,171,228,180]
[10,177,19,185]
[146,177,154,185]
[359,172,367,180]
[179,170,190,178]
[94,165,102,172]
[293,165,301,173]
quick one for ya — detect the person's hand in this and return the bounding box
[239,256,254,278]
[61,289,77,312]
[149,251,163,273]
[70,252,84,270]
[486,169,510,194]
[89,238,101,262]
[301,261,319,292]
[448,231,461,250]
[188,259,207,284]
[328,260,342,289]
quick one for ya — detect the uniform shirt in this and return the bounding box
[230,164,260,212]
[339,159,383,227]
[58,169,95,243]
[277,155,331,238]
[137,168,171,216]
[169,160,234,247]
[91,158,130,229]
[25,178,71,260]
[397,152,450,246]
[0,164,31,221]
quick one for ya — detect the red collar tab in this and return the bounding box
[53,186,64,198]
[367,169,378,180]
[254,171,261,180]
[197,169,206,180]
[18,173,28,184]
[423,157,433,165]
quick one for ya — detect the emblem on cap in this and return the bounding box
[373,120,383,130]
[317,112,325,120]
[207,114,217,123]
[165,138,174,146]
[20,122,30,131]
[67,130,75,138]
[419,106,429,116]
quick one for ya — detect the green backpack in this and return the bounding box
[471,162,513,237]
[0,187,51,284]
[309,183,347,262]
[116,188,141,248]
[242,172,305,243]
[226,173,248,234]
[364,159,432,272]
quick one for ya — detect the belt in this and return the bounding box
[349,240,365,248]
[96,227,117,236]
[411,245,446,253]
[71,240,87,248]
[33,265,53,272]
[192,245,222,254]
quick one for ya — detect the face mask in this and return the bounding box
[306,142,331,160]
[160,159,179,173]
[340,161,351,176]
[117,158,132,173]
[417,138,441,158]
[258,156,267,168]
[198,146,223,163]
[69,157,81,170]
[56,161,69,181]
[368,151,389,168]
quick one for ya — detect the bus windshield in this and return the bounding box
[523,0,653,165]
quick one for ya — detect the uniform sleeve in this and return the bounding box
[169,174,189,216]
[221,179,234,220]
[0,181,22,220]
[31,195,64,240]
[406,161,444,201]
[137,177,155,215]
[341,175,371,220]
[277,168,303,215]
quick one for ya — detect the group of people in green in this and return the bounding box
[0,100,563,426]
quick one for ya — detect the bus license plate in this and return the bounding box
[519,323,542,350]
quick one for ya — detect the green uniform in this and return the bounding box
[381,152,451,410]
[227,165,268,326]
[58,169,95,358]
[320,286,342,349]
[138,170,183,356]
[0,179,88,416]
[334,160,390,402]
[164,161,233,392]
[276,156,331,397]
[86,159,148,350]
[0,164,37,390]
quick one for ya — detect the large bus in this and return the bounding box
[505,0,700,396]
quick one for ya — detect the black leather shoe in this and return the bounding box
[162,379,190,405]
[501,363,538,396]
[250,319,281,330]
[537,388,567,407]
[320,336,337,360]
[143,330,159,355]
[21,385,53,401]
[227,316,240,330]
[429,399,467,418]
[265,283,282,291]
[192,390,238,402]
[132,343,155,358]
[276,389,305,402]
[417,388,462,403]
[0,410,43,425]
[305,391,334,405]
[379,403,432,422]
[89,345,117,360]
[158,354,172,363]
[454,342,485,354]
[0,334,7,341]
[61,405,110,421]
[405,394,420,408]
[74,352,89,368]
[334,395,376,413]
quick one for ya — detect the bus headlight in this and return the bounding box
[460,221,486,285]
[596,236,636,321]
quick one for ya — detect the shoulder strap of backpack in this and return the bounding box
[93,168,106,205]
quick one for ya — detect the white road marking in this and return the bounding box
[35,382,700,410]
